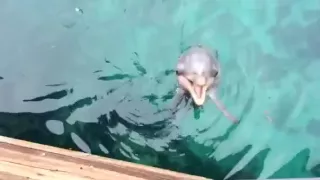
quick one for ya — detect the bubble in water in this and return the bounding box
[58,9,81,29]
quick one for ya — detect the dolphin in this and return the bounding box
[173,45,238,123]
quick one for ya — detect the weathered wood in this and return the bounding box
[0,135,210,180]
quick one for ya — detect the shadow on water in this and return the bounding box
[0,54,242,179]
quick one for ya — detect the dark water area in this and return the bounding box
[1,1,320,179]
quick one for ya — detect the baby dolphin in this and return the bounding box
[174,45,238,123]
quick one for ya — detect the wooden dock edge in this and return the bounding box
[0,135,211,180]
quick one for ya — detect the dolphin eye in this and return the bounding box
[212,71,218,77]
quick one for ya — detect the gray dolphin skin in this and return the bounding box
[174,45,238,123]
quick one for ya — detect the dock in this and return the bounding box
[0,135,210,180]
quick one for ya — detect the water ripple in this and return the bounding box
[1,0,320,179]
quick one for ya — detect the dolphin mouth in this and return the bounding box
[190,84,207,106]
[177,76,208,106]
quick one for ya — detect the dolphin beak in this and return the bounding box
[177,75,208,106]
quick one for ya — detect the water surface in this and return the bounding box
[1,0,320,179]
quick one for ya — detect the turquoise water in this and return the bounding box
[1,0,320,179]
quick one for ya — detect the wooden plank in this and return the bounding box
[0,135,210,180]
[0,171,32,180]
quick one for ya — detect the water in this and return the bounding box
[1,0,320,179]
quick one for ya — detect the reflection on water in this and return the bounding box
[1,0,320,179]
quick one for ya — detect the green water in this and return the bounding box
[1,0,320,179]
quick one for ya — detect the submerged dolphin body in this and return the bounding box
[172,45,238,123]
